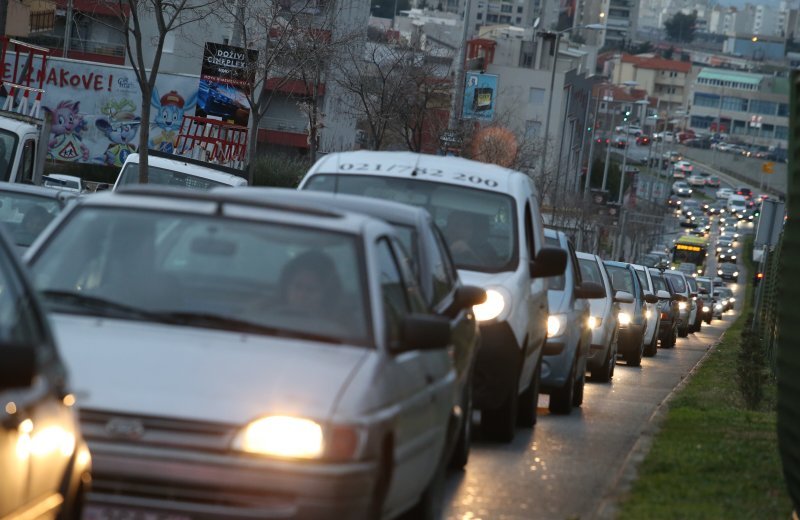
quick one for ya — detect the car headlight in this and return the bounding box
[717,270,723,275]
[716,247,722,252]
[645,309,652,319]
[702,306,710,312]
[678,302,688,310]
[729,297,736,302]
[473,288,507,322]
[692,273,697,277]
[731,256,737,260]
[547,314,568,338]
[733,272,739,277]
[618,312,632,326]
[234,416,324,459]
[588,316,600,329]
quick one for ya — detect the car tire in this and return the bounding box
[678,325,689,338]
[517,357,541,427]
[644,330,658,357]
[400,453,447,520]
[591,342,614,383]
[449,383,473,470]
[626,335,644,366]
[705,317,712,325]
[549,358,575,415]
[481,366,519,443]
[572,365,585,407]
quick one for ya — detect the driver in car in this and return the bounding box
[444,210,500,266]
[279,250,342,315]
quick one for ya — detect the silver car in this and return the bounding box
[576,251,619,382]
[632,264,661,357]
[26,187,467,519]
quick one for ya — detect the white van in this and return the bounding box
[727,194,747,214]
[113,151,248,190]
[298,151,567,442]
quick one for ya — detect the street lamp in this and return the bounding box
[538,23,606,189]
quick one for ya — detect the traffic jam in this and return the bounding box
[0,144,753,520]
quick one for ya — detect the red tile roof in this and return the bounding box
[621,53,692,73]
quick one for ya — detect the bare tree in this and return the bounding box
[102,0,219,182]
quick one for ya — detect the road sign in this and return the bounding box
[754,199,785,247]
[762,162,775,174]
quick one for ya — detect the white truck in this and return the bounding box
[112,151,248,190]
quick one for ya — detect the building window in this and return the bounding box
[525,121,542,139]
[163,32,176,53]
[477,12,483,19]
[487,14,498,21]
[776,126,789,139]
[529,87,545,104]
[501,4,512,12]
[517,5,523,12]
[516,17,522,23]
[694,93,720,108]
[732,119,747,135]
[750,99,777,116]
[30,10,54,32]
[778,103,789,117]
[690,115,713,129]
[721,96,748,112]
[499,15,511,22]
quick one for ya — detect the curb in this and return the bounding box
[591,327,732,520]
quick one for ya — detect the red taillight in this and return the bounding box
[660,312,668,319]
[757,272,764,280]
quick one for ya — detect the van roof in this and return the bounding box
[121,153,248,187]
[307,151,525,195]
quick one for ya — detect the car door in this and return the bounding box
[0,238,73,518]
[375,237,448,512]
[524,199,546,386]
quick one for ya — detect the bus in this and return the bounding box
[671,235,709,275]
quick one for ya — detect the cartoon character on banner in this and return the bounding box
[44,101,90,162]
[95,99,142,167]
[149,89,197,154]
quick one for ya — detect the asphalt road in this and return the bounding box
[443,214,748,520]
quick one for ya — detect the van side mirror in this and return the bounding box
[614,291,634,304]
[453,285,486,313]
[644,293,659,304]
[0,345,36,392]
[656,290,671,300]
[398,314,450,352]
[575,281,605,299]
[530,247,567,279]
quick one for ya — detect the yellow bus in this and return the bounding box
[671,235,709,275]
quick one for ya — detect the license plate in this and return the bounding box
[83,505,193,520]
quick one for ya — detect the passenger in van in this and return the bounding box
[444,210,500,266]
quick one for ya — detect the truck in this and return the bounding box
[0,38,52,186]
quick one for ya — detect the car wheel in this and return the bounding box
[449,383,473,470]
[626,335,644,366]
[591,342,614,383]
[644,330,658,357]
[572,365,585,407]
[668,326,678,348]
[517,357,541,427]
[549,357,575,415]
[400,453,447,520]
[678,325,689,338]
[705,317,712,325]
[481,365,519,443]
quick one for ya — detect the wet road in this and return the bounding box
[443,312,737,520]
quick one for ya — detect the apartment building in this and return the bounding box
[606,53,692,114]
[604,0,638,49]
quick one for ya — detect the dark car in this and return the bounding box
[603,261,657,366]
[686,276,703,333]
[736,187,753,200]
[0,224,91,518]
[717,262,740,281]
[663,270,694,337]
[649,268,679,348]
[696,277,715,324]
[668,194,683,208]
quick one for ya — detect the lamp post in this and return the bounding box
[537,23,605,185]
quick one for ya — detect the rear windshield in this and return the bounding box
[605,265,635,295]
[697,279,712,294]
[686,277,698,292]
[117,163,229,190]
[649,271,668,293]
[579,258,604,288]
[664,272,687,293]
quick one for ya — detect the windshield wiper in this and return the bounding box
[153,311,344,344]
[41,290,164,321]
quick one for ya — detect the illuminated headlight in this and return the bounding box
[716,247,722,252]
[645,310,652,319]
[618,312,632,326]
[733,272,739,277]
[473,288,507,322]
[588,316,601,329]
[731,256,737,260]
[678,302,688,310]
[234,416,323,459]
[547,314,568,337]
[730,296,736,302]
[717,270,723,275]
[692,273,698,277]
[715,303,723,310]
[702,306,710,312]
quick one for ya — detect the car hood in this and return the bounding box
[51,314,370,425]
[457,269,513,290]
[546,289,569,314]
[587,296,611,318]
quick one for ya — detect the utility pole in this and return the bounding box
[447,0,473,132]
[230,0,246,47]
[63,0,74,58]
[0,0,7,37]
[583,91,601,195]
[538,32,561,179]
[601,101,617,191]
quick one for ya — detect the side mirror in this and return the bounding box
[575,281,606,299]
[399,314,451,352]
[530,247,567,279]
[656,290,671,300]
[690,292,698,298]
[453,285,486,312]
[0,345,36,392]
[614,290,634,304]
[674,294,688,302]
[644,293,659,304]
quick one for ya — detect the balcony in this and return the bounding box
[17,34,125,64]
[258,116,309,149]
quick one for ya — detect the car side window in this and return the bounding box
[568,241,582,286]
[524,202,535,272]
[0,248,46,348]
[428,225,457,307]
[376,238,411,347]
[389,237,427,314]
[19,140,35,184]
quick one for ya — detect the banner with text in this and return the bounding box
[196,42,258,126]
[462,72,498,122]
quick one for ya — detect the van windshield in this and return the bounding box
[304,174,518,273]
[0,130,19,183]
[117,163,229,190]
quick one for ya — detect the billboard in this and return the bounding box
[462,72,497,121]
[196,42,258,126]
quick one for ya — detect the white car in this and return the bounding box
[716,187,734,199]
[43,173,83,193]
[672,181,693,197]
[655,131,675,142]
[576,252,619,382]
[672,161,693,179]
[687,174,707,187]
[299,151,567,442]
[113,151,249,190]
[632,263,661,357]
[26,187,467,519]
[615,125,643,136]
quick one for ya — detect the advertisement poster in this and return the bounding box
[1,53,202,166]
[462,72,498,122]
[196,42,257,126]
